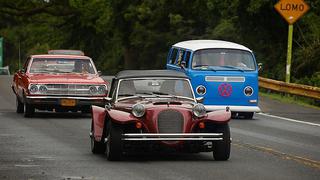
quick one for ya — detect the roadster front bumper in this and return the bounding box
[118,133,224,141]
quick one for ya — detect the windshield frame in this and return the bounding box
[115,77,196,103]
[191,48,257,71]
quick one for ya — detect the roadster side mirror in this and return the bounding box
[196,97,204,103]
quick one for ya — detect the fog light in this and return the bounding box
[135,122,142,129]
[199,122,205,129]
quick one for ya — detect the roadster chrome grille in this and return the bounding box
[45,84,93,96]
[157,110,183,133]
[205,76,245,82]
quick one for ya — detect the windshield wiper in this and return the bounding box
[193,65,216,72]
[220,66,244,72]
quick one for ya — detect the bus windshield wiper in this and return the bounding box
[220,66,244,72]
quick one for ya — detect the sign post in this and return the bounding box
[0,37,3,67]
[274,0,309,83]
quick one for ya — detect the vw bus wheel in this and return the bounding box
[105,122,123,161]
[213,124,231,161]
[16,96,24,114]
[243,112,254,119]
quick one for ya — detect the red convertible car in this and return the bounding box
[90,70,231,161]
[12,50,108,117]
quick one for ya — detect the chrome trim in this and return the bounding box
[205,105,261,112]
[26,96,105,100]
[122,133,223,141]
[205,76,245,82]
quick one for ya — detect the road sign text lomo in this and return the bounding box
[274,0,309,24]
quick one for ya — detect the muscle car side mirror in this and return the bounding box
[98,71,102,76]
[196,97,204,103]
[258,63,263,71]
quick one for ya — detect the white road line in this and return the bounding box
[258,113,320,127]
[14,164,40,167]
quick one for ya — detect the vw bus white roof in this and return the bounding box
[173,40,252,52]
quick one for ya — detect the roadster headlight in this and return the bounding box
[29,85,38,94]
[132,103,145,118]
[193,104,206,118]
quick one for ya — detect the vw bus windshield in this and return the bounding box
[192,49,256,71]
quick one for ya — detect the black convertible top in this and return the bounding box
[115,70,189,79]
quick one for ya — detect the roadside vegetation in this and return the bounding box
[0,0,319,86]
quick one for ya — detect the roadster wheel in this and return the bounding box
[16,96,24,114]
[213,124,231,161]
[105,121,123,161]
[24,102,35,118]
[90,125,106,154]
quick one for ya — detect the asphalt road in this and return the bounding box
[0,76,319,180]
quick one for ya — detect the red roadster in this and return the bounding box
[90,70,231,161]
[12,50,108,117]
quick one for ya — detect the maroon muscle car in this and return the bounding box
[12,50,108,117]
[90,70,231,161]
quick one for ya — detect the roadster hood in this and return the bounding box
[28,74,106,84]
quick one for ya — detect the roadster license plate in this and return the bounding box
[60,99,76,106]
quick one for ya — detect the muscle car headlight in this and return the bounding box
[29,85,38,94]
[196,85,206,95]
[244,86,253,96]
[97,85,107,95]
[132,103,145,118]
[193,104,206,118]
[89,86,98,94]
[39,85,48,94]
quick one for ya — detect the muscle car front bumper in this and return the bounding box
[117,133,224,141]
[25,96,105,106]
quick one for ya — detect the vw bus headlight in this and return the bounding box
[29,85,38,94]
[193,104,206,118]
[196,85,206,95]
[244,86,253,96]
[132,103,145,118]
[39,85,48,94]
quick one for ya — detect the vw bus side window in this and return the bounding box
[184,51,191,67]
[192,49,256,71]
[175,49,186,66]
[169,48,179,64]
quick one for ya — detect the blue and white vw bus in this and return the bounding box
[166,40,261,119]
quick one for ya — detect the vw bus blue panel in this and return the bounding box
[166,40,261,119]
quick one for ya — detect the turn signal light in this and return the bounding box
[135,122,142,129]
[199,122,205,129]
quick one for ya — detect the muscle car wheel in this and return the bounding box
[105,122,123,161]
[24,102,35,118]
[91,123,106,154]
[16,96,24,114]
[212,124,231,161]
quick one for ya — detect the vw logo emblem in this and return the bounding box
[218,83,232,97]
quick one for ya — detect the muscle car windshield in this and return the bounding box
[29,58,96,74]
[117,78,194,100]
[192,49,256,71]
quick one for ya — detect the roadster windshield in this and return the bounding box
[117,78,194,100]
[29,58,96,74]
[192,49,256,71]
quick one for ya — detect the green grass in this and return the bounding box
[259,90,320,110]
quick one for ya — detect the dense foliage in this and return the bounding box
[0,0,319,86]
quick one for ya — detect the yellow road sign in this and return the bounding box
[274,0,309,24]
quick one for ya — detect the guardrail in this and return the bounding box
[259,77,320,100]
[0,66,10,75]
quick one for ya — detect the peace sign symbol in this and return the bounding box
[218,83,232,97]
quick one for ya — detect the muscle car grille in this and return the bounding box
[157,110,184,133]
[205,76,245,82]
[45,84,93,96]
